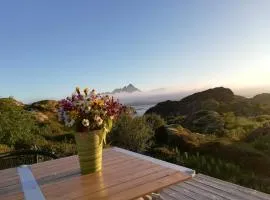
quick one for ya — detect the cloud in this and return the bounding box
[112,88,199,105]
[113,85,270,105]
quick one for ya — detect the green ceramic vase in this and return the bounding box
[75,130,104,175]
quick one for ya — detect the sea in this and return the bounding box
[132,104,155,116]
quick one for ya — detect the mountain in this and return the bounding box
[252,93,270,107]
[106,84,141,94]
[145,87,270,118]
[0,97,24,107]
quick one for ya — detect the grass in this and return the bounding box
[150,147,270,194]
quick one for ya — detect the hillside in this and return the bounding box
[144,87,270,193]
[146,87,270,118]
[252,93,270,107]
[1,89,270,193]
[0,97,74,156]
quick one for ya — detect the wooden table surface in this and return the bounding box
[0,147,192,200]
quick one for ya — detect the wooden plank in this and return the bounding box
[0,192,24,200]
[42,162,164,199]
[0,175,20,188]
[0,168,18,183]
[34,154,140,186]
[190,176,263,200]
[0,149,127,198]
[161,188,193,200]
[160,192,179,200]
[0,149,131,200]
[169,184,213,200]
[0,183,21,197]
[30,149,119,171]
[0,148,193,200]
[104,172,190,200]
[184,179,249,200]
[78,168,176,200]
[196,174,270,200]
[1,150,145,199]
[112,147,195,176]
[171,182,227,200]
[32,151,134,178]
[0,167,17,177]
[0,168,22,198]
[162,174,270,200]
[38,156,154,188]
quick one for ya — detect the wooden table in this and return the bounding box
[0,147,194,200]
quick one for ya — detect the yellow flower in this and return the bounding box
[69,110,78,119]
[84,88,89,96]
[95,99,104,106]
[76,87,80,94]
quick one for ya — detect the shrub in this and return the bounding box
[0,104,37,148]
[252,134,270,155]
[37,121,65,137]
[0,144,13,153]
[109,114,154,153]
[150,148,270,193]
[185,110,225,135]
[166,115,186,125]
[144,114,166,131]
[255,115,270,123]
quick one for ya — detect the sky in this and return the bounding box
[0,0,270,102]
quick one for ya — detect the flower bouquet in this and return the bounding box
[58,87,123,174]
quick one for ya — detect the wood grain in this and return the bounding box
[160,173,270,200]
[0,148,192,200]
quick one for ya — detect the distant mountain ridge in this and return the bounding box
[146,87,270,118]
[105,84,141,94]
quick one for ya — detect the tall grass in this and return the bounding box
[150,147,270,193]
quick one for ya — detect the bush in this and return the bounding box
[149,147,270,193]
[144,114,166,131]
[185,110,225,135]
[109,115,154,153]
[166,115,186,125]
[255,115,270,123]
[0,144,13,153]
[0,103,37,148]
[37,121,65,137]
[252,134,270,155]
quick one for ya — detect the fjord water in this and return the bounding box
[132,104,155,116]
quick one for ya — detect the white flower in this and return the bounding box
[85,106,91,113]
[58,110,63,121]
[66,119,75,127]
[76,100,84,106]
[82,119,90,127]
[90,89,97,96]
[94,115,103,126]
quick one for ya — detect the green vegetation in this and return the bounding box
[151,148,270,193]
[0,98,36,147]
[109,114,154,153]
[0,97,76,157]
[144,87,270,194]
[1,87,270,194]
